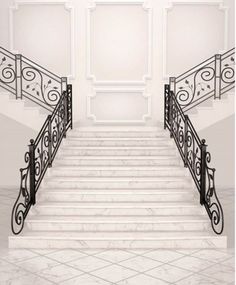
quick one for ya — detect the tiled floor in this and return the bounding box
[0,187,234,285]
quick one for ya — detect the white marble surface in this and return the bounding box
[1,182,235,285]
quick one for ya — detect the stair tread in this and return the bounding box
[61,146,174,149]
[56,156,179,160]
[51,166,185,170]
[40,189,194,194]
[67,134,168,139]
[10,231,222,239]
[36,202,201,208]
[45,177,190,181]
[27,215,209,222]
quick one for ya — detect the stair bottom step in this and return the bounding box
[9,232,227,249]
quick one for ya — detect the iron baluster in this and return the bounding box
[200,139,207,205]
[48,115,52,167]
[184,115,188,167]
[63,91,68,138]
[15,54,22,99]
[214,54,222,99]
[29,139,36,205]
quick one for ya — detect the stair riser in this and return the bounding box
[64,140,172,147]
[26,222,210,232]
[58,149,177,156]
[9,237,227,249]
[38,193,196,202]
[54,159,181,166]
[67,132,168,138]
[43,181,192,189]
[33,207,205,216]
[49,169,188,177]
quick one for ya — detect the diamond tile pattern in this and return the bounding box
[0,187,234,284]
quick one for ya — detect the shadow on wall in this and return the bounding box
[0,113,37,187]
[199,114,235,189]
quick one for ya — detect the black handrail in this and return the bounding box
[0,46,66,111]
[11,84,72,235]
[170,48,235,112]
[164,84,224,234]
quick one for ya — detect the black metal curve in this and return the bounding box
[164,86,224,235]
[11,85,72,235]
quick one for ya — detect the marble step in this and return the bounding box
[32,202,205,216]
[59,146,177,156]
[68,130,168,138]
[38,189,196,202]
[43,177,193,189]
[48,166,189,177]
[26,215,210,231]
[54,155,182,166]
[64,137,172,147]
[9,231,227,249]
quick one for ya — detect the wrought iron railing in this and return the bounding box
[0,46,67,111]
[11,84,72,235]
[164,84,224,234]
[170,48,235,112]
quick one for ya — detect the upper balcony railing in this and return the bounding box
[0,46,67,111]
[169,48,235,112]
[0,46,74,235]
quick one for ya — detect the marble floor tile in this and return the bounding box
[117,273,170,285]
[1,249,38,263]
[220,256,235,268]
[191,249,233,263]
[61,273,112,285]
[37,263,83,283]
[170,256,214,273]
[94,250,136,263]
[201,263,235,283]
[6,272,55,285]
[92,264,137,283]
[0,262,28,283]
[144,249,184,263]
[119,255,162,272]
[45,249,87,263]
[17,255,59,273]
[175,273,229,285]
[68,255,110,273]
[146,263,192,283]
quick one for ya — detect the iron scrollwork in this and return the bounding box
[11,87,72,235]
[0,49,16,93]
[11,152,31,235]
[204,152,224,234]
[164,85,224,235]
[176,64,215,109]
[21,63,61,109]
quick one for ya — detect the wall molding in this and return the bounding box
[9,0,75,79]
[87,88,151,124]
[163,0,228,79]
[87,0,152,85]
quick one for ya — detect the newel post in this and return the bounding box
[200,139,207,205]
[15,54,22,99]
[169,77,176,93]
[29,139,36,205]
[214,54,222,99]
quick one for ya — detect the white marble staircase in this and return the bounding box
[9,127,227,249]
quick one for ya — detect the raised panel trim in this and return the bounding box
[163,0,228,79]
[87,0,152,85]
[87,88,151,124]
[9,0,75,79]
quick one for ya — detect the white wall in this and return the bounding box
[0,113,37,187]
[199,115,235,188]
[0,0,234,126]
